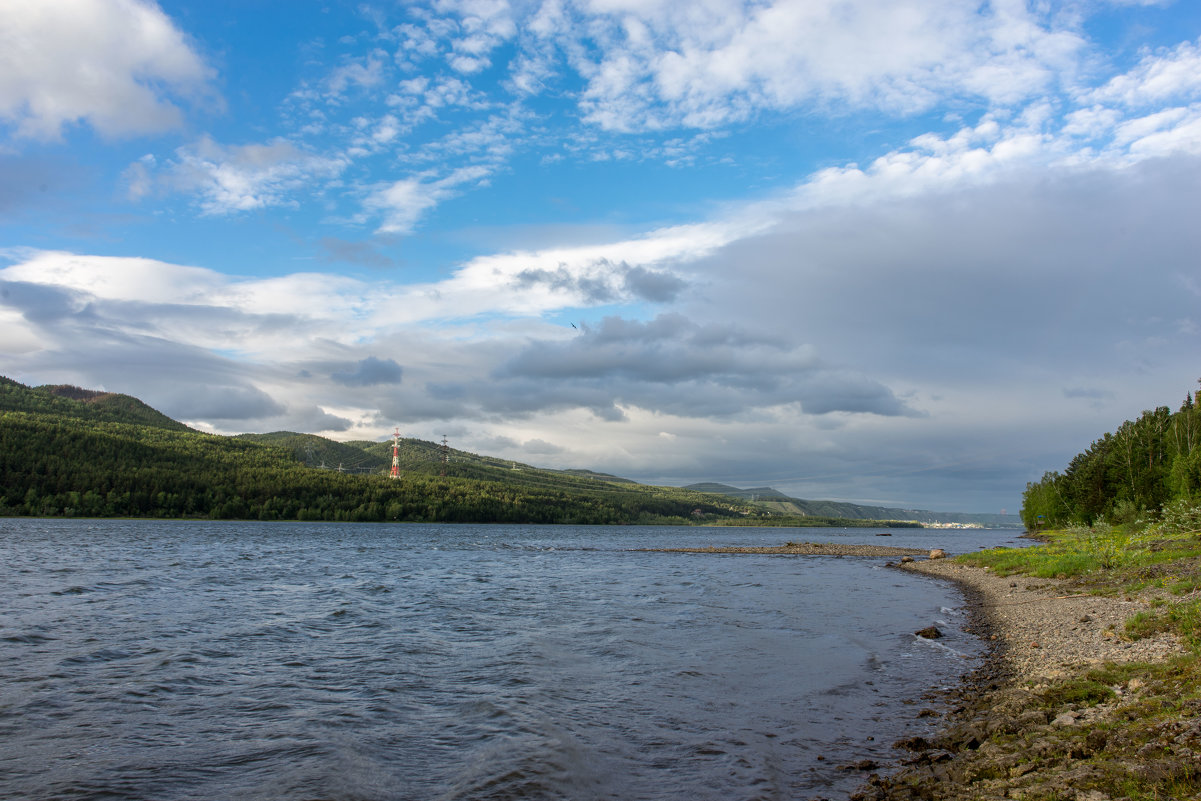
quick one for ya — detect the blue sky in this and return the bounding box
[3,0,1201,514]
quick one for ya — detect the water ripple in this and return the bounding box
[0,519,1023,800]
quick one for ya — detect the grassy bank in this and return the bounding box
[856,514,1201,801]
[961,513,1201,651]
[964,525,1201,800]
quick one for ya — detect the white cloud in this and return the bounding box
[0,0,216,140]
[1084,37,1201,107]
[324,50,390,97]
[1062,105,1122,139]
[0,250,374,361]
[134,136,348,214]
[565,0,1085,132]
[435,0,517,72]
[362,165,492,234]
[1122,107,1201,158]
[2,248,225,304]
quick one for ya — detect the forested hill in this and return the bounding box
[686,483,1019,527]
[0,376,759,524]
[1,375,1008,526]
[0,377,190,432]
[1021,381,1201,529]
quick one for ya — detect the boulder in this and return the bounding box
[929,548,947,559]
[915,625,943,639]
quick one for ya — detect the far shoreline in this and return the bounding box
[637,541,929,557]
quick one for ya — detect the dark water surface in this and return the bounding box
[0,520,1026,800]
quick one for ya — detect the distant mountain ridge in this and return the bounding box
[684,483,1020,527]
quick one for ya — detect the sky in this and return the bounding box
[2,0,1200,514]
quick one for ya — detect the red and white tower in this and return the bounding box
[389,427,401,479]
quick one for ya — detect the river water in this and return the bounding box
[0,519,1026,800]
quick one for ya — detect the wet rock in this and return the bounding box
[929,548,947,559]
[915,625,943,639]
[956,725,986,750]
[893,735,933,751]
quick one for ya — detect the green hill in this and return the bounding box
[0,377,191,432]
[236,431,389,473]
[0,376,758,524]
[1,375,1011,527]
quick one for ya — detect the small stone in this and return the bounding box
[915,626,943,639]
[1030,641,1040,648]
[900,555,915,563]
[929,548,947,559]
[1079,615,1092,623]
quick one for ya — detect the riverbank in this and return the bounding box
[851,554,1196,801]
[641,541,928,557]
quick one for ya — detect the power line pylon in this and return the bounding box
[389,427,401,479]
[440,435,449,476]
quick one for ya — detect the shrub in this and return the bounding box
[1156,498,1201,536]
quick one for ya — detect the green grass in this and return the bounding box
[959,522,1201,656]
[959,524,1201,581]
[1039,676,1116,707]
[958,520,1201,660]
[1127,599,1201,650]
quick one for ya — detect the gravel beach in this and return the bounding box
[899,557,1184,680]
[849,555,1193,801]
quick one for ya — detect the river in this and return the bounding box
[0,519,1025,800]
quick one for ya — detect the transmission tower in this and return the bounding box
[440,435,449,476]
[389,427,402,479]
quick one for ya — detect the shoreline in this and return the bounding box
[629,539,1194,798]
[638,542,928,557]
[849,555,1186,801]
